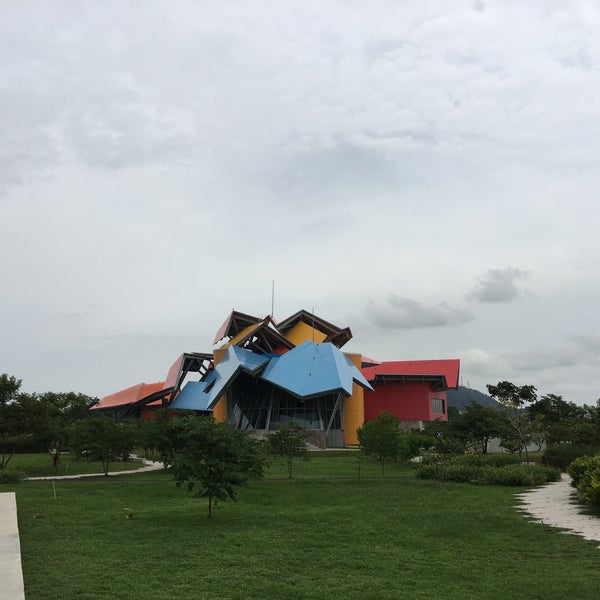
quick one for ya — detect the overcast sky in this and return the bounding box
[2,1,600,405]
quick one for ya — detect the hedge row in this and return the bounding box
[568,454,600,507]
[542,445,600,470]
[420,453,522,468]
[415,455,560,487]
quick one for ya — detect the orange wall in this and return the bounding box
[344,353,365,445]
[284,322,327,346]
[211,348,227,422]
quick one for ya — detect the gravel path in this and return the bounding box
[515,473,600,545]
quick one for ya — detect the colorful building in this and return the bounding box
[92,309,460,446]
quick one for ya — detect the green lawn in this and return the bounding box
[7,453,145,478]
[6,452,600,599]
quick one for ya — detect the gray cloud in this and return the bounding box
[467,267,529,303]
[365,294,474,331]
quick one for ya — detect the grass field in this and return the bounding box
[6,452,600,599]
[7,453,146,478]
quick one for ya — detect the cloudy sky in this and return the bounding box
[2,1,600,404]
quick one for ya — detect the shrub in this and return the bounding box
[451,454,522,468]
[568,454,600,506]
[543,445,599,470]
[415,454,560,486]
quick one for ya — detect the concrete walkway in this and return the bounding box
[0,493,25,600]
[515,473,600,545]
[27,459,163,481]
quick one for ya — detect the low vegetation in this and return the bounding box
[6,452,600,600]
[415,453,561,486]
[568,453,600,508]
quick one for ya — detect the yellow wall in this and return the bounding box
[211,348,227,423]
[284,321,327,346]
[344,353,365,445]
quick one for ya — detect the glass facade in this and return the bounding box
[226,372,343,432]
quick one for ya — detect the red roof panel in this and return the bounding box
[362,359,460,389]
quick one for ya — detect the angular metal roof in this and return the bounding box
[205,345,270,407]
[277,309,352,348]
[261,341,373,399]
[213,310,263,344]
[163,352,214,392]
[92,382,166,410]
[362,359,461,390]
[220,317,294,354]
[170,381,212,411]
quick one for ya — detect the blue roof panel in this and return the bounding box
[261,341,373,399]
[170,381,212,411]
[206,345,270,407]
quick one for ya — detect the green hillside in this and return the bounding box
[446,386,497,411]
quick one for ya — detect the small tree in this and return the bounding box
[487,381,537,462]
[458,401,506,454]
[268,422,310,479]
[357,411,401,477]
[36,391,97,470]
[159,416,265,518]
[69,417,135,476]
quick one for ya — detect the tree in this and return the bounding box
[486,381,537,462]
[0,375,46,470]
[357,411,401,477]
[268,422,310,479]
[36,392,97,470]
[458,401,506,454]
[69,417,136,476]
[529,394,583,446]
[159,416,265,518]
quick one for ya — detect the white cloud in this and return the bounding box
[365,295,474,331]
[1,1,600,406]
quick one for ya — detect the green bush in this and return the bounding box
[415,454,560,486]
[452,454,522,467]
[543,445,599,470]
[489,465,560,486]
[568,454,600,506]
[0,469,25,484]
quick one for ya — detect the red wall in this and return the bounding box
[364,381,448,423]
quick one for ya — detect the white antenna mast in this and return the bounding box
[271,279,275,317]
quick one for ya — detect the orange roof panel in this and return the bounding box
[92,381,165,409]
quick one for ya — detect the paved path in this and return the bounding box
[515,473,600,545]
[0,493,25,600]
[27,460,163,481]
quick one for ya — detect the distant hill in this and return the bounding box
[446,386,498,411]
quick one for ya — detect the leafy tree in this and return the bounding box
[0,375,46,470]
[487,381,537,462]
[268,422,310,479]
[529,394,583,446]
[357,411,401,477]
[69,417,136,476]
[159,416,265,518]
[36,392,97,470]
[458,401,506,454]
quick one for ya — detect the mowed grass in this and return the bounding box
[7,452,600,599]
[8,453,144,478]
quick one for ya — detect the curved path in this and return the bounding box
[27,459,163,481]
[515,473,600,545]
